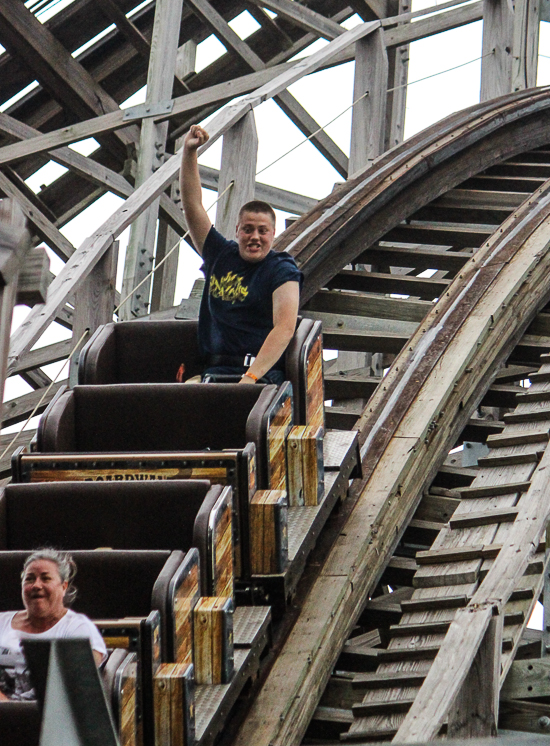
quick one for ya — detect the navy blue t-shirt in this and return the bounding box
[198,226,303,368]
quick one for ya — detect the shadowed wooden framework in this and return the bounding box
[1,0,550,744]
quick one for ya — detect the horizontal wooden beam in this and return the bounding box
[198,164,317,214]
[247,0,344,39]
[1,379,67,429]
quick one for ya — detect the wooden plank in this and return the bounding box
[328,269,450,298]
[1,379,68,429]
[383,1,483,47]
[447,616,502,737]
[304,289,431,323]
[0,0,138,154]
[349,28,388,175]
[69,242,118,384]
[416,545,502,565]
[216,110,258,238]
[449,508,518,529]
[247,0,344,39]
[120,0,184,319]
[459,480,531,498]
[501,658,550,700]
[480,0,514,102]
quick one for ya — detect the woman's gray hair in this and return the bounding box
[22,548,78,607]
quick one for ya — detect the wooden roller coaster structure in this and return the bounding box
[3,0,550,744]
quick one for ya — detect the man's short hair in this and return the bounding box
[238,201,276,228]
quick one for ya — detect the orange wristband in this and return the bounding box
[243,371,258,382]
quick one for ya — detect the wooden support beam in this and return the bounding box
[216,111,258,238]
[0,0,138,156]
[152,40,198,314]
[185,0,349,177]
[120,0,185,319]
[0,171,76,262]
[383,1,483,47]
[480,0,514,101]
[97,0,152,60]
[511,0,540,91]
[386,0,410,150]
[247,0,344,39]
[0,200,30,411]
[349,28,388,176]
[69,242,118,384]
[2,379,68,429]
[447,615,502,738]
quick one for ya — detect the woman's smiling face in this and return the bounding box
[22,559,68,620]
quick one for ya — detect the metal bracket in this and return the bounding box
[122,99,174,122]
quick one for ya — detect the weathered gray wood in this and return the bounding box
[216,110,258,239]
[447,616,502,738]
[16,248,51,307]
[199,164,317,215]
[0,201,30,417]
[185,0,349,176]
[2,379,68,429]
[120,0,185,319]
[383,1,483,47]
[396,423,550,742]
[511,0,540,91]
[247,0,344,39]
[0,171,76,262]
[480,0,514,101]
[386,0,410,150]
[97,0,151,60]
[349,29,388,176]
[502,659,550,700]
[0,0,138,153]
[69,242,118,385]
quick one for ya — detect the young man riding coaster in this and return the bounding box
[180,124,302,385]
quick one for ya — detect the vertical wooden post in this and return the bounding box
[385,0,410,150]
[447,614,502,738]
[0,201,30,410]
[215,110,258,240]
[69,242,118,385]
[480,0,514,101]
[151,41,198,314]
[512,0,540,91]
[120,0,185,320]
[349,28,388,177]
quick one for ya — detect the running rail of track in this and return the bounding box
[233,87,550,746]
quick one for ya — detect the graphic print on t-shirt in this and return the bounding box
[209,271,249,304]
[0,646,33,700]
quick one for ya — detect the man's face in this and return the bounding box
[236,211,275,263]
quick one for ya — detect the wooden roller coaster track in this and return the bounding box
[232,88,550,745]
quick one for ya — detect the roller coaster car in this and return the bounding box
[0,480,233,598]
[77,317,324,428]
[0,549,200,746]
[11,382,292,582]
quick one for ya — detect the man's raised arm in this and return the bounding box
[180,125,212,256]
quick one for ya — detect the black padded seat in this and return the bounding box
[78,318,321,424]
[78,320,203,385]
[0,702,40,746]
[36,383,279,487]
[0,480,223,594]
